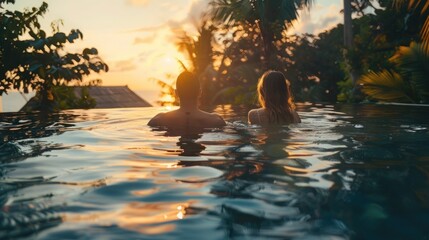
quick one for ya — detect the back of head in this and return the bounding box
[176,71,200,101]
[257,70,295,123]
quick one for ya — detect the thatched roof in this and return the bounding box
[74,86,152,108]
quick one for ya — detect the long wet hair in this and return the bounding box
[257,70,296,123]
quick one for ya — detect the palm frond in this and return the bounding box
[151,77,178,106]
[177,59,189,72]
[421,17,429,41]
[209,0,313,26]
[411,0,429,41]
[394,0,429,41]
[209,0,254,25]
[390,41,429,101]
[175,20,214,75]
[358,70,416,103]
[393,0,407,9]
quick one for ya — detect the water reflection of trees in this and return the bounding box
[0,110,113,239]
[0,112,78,163]
[0,112,79,239]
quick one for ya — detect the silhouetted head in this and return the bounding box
[176,71,200,105]
[257,70,295,123]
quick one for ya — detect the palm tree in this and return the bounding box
[209,0,314,67]
[357,1,429,104]
[343,0,353,48]
[176,20,215,77]
[155,19,217,106]
[344,0,379,89]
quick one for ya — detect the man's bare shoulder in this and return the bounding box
[147,112,166,126]
[200,111,226,127]
[148,111,177,126]
[208,113,226,127]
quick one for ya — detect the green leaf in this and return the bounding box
[358,70,416,103]
[390,41,429,102]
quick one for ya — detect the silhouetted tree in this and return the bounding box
[209,0,313,68]
[0,0,108,111]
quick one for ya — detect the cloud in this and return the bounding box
[130,24,167,32]
[288,3,342,35]
[111,58,138,72]
[134,34,157,44]
[185,0,212,22]
[126,0,203,33]
[126,0,151,6]
[127,0,212,35]
[321,16,340,29]
[155,0,211,44]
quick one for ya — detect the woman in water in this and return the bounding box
[248,70,301,125]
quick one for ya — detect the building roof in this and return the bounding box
[74,85,152,108]
[19,85,152,112]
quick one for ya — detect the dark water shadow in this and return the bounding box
[0,111,80,163]
[315,104,429,240]
[171,121,350,239]
[0,111,102,239]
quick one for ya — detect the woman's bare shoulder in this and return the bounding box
[292,109,301,123]
[247,109,257,118]
[248,108,264,114]
[248,108,263,124]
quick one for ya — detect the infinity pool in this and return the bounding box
[1,103,428,239]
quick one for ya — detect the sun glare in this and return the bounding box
[160,94,176,105]
[159,55,182,72]
[162,56,174,64]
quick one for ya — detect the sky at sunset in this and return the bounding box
[5,0,344,106]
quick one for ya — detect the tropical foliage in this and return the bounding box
[155,18,216,107]
[357,0,429,103]
[210,0,313,67]
[359,42,429,103]
[153,0,429,106]
[153,74,179,106]
[21,79,102,111]
[394,0,429,41]
[0,0,108,111]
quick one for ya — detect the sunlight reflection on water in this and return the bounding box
[1,104,429,239]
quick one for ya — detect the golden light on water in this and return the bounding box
[63,201,193,235]
[176,205,185,219]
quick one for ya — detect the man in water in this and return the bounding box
[148,71,226,132]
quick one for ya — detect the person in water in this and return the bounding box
[248,70,301,125]
[148,71,226,131]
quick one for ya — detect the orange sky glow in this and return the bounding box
[6,0,343,105]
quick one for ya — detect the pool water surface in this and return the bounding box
[0,103,429,239]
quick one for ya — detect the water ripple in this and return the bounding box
[0,104,428,239]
